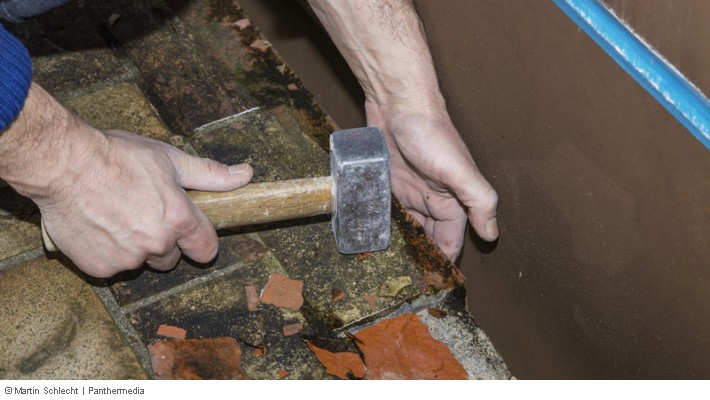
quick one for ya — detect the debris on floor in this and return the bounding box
[305,341,366,380]
[157,324,187,340]
[354,313,467,379]
[259,273,304,311]
[148,337,248,380]
[331,288,346,302]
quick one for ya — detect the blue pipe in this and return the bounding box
[552,0,710,151]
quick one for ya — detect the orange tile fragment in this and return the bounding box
[276,369,289,378]
[259,273,304,311]
[282,322,304,337]
[354,313,467,379]
[148,337,248,380]
[357,252,372,261]
[253,347,267,357]
[245,285,259,312]
[331,288,345,302]
[306,341,366,380]
[157,324,187,340]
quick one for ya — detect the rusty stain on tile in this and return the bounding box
[149,337,248,380]
[229,235,269,262]
[354,313,467,380]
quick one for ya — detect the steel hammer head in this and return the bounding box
[330,127,391,254]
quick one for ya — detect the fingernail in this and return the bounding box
[486,218,499,240]
[228,163,250,174]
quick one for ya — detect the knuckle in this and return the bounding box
[478,187,499,211]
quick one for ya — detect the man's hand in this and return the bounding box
[366,100,497,260]
[308,0,498,260]
[0,83,253,277]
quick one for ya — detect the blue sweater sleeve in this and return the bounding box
[0,23,32,132]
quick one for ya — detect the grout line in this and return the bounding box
[0,247,45,272]
[119,261,251,314]
[192,107,261,135]
[92,285,154,377]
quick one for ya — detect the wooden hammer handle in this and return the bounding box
[187,176,334,228]
[41,176,334,252]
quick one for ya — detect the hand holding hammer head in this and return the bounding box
[42,127,392,255]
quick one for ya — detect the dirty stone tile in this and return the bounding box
[0,257,147,379]
[163,0,260,108]
[7,1,133,100]
[66,83,173,142]
[105,234,257,307]
[85,0,245,134]
[0,185,41,261]
[191,105,329,183]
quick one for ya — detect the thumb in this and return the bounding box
[172,152,253,191]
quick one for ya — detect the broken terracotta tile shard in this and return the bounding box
[331,288,345,302]
[253,347,267,357]
[282,322,304,337]
[276,369,289,378]
[157,324,187,340]
[244,285,259,312]
[259,273,304,311]
[379,276,412,297]
[354,313,467,380]
[305,341,366,380]
[148,337,248,380]
[357,252,372,261]
[363,294,377,312]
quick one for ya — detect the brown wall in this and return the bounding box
[239,1,710,378]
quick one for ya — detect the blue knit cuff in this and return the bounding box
[0,23,32,132]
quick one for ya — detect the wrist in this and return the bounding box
[0,83,105,203]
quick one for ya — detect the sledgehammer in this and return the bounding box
[41,127,391,254]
